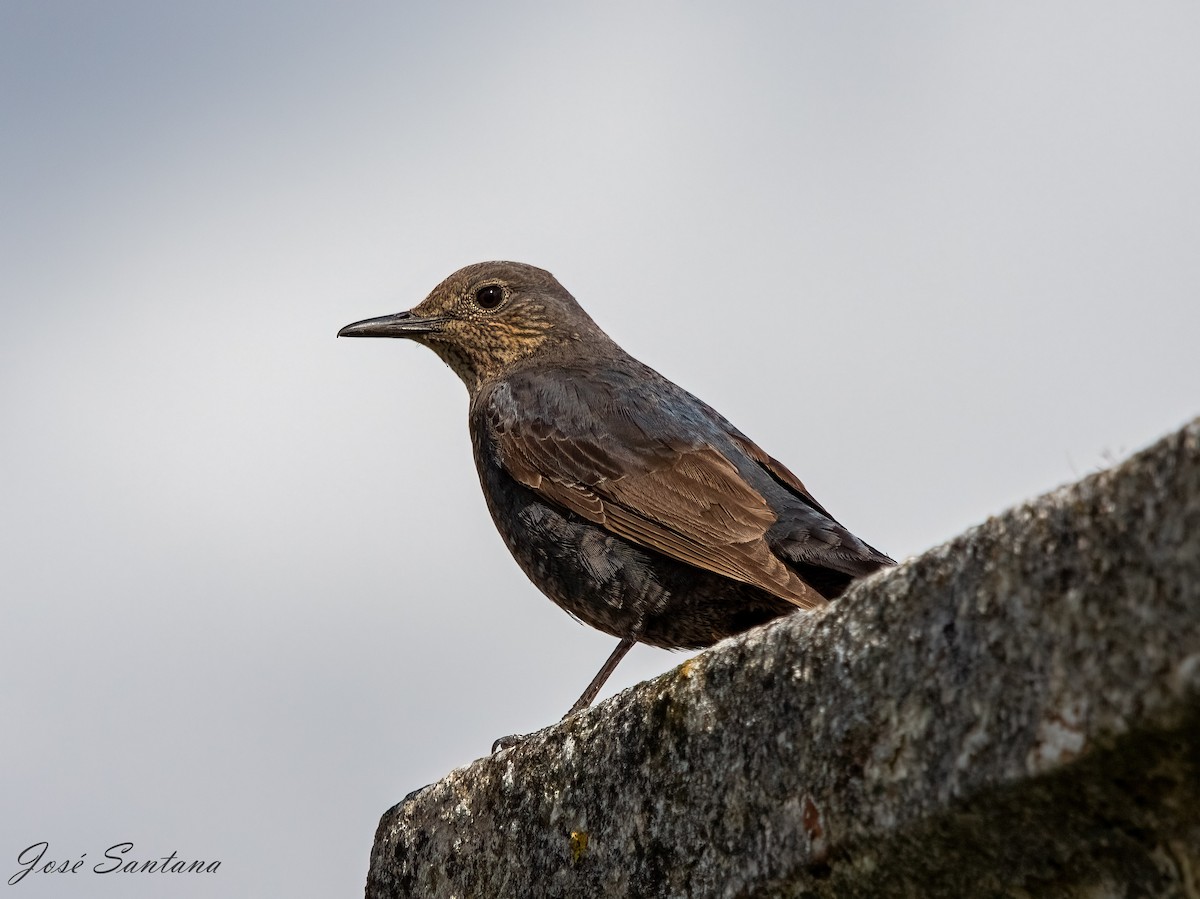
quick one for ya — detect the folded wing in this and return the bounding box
[482,374,830,609]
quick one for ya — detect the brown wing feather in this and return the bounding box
[729,432,835,519]
[500,435,826,610]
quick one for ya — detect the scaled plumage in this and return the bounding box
[339,261,893,719]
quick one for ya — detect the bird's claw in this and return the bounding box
[402,782,433,803]
[491,733,527,753]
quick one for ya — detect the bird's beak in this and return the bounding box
[337,310,446,338]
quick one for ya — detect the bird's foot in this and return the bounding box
[402,782,433,803]
[491,733,528,753]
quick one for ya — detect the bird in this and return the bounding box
[338,261,893,725]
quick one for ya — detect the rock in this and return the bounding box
[366,418,1200,898]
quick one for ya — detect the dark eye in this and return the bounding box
[475,284,505,310]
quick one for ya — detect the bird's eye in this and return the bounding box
[475,285,505,310]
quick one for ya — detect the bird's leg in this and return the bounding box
[492,635,639,754]
[563,636,637,718]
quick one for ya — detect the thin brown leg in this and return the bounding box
[564,637,637,718]
[492,636,641,754]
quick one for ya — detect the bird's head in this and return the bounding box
[338,261,606,393]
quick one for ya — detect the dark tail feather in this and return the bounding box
[791,552,894,600]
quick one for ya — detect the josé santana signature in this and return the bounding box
[9,841,220,884]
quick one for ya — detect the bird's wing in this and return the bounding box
[728,431,895,577]
[481,375,826,609]
[728,432,832,518]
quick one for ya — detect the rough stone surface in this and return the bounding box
[366,418,1200,899]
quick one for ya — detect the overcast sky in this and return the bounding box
[2,3,1198,897]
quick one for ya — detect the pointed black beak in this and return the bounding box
[337,310,446,338]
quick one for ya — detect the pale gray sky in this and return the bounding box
[2,3,1198,896]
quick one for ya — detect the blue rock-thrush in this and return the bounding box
[338,261,893,721]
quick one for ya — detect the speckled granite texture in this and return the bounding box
[366,418,1200,899]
